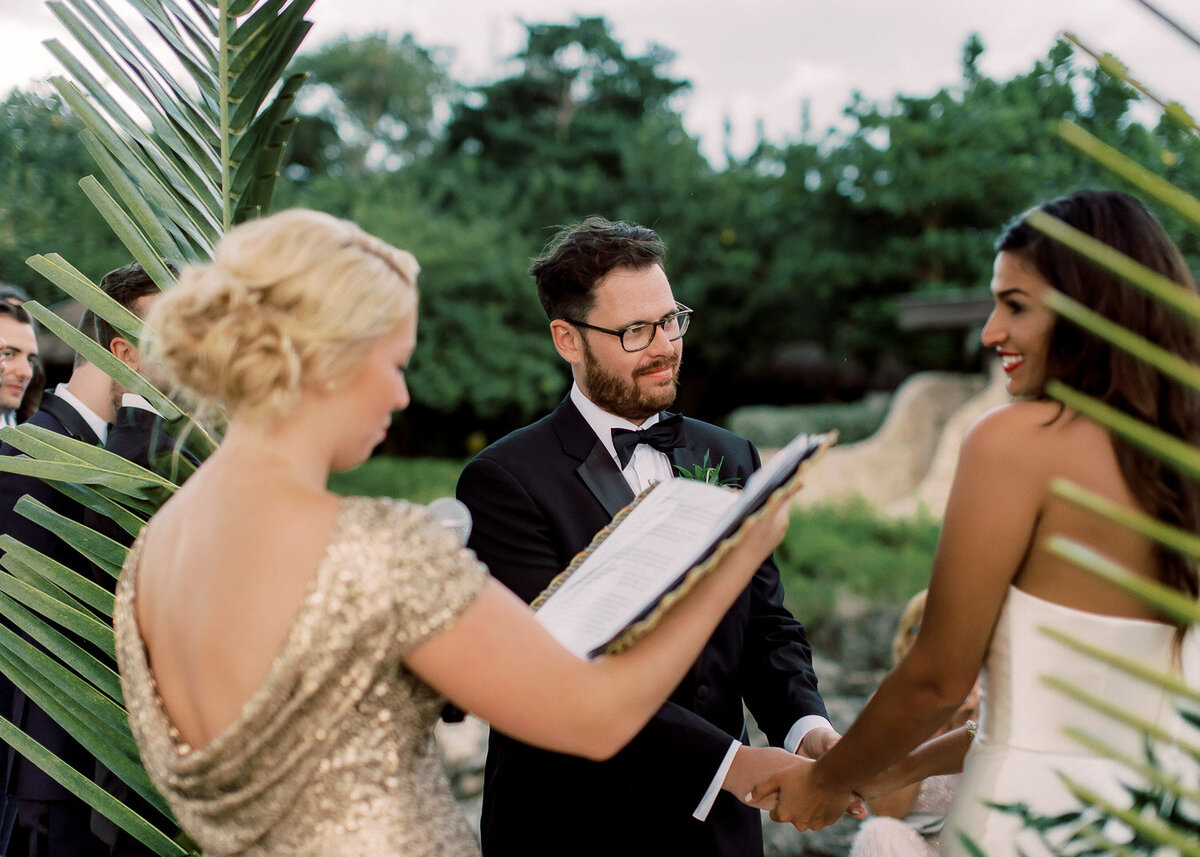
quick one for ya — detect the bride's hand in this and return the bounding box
[748,757,858,831]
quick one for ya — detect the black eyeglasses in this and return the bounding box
[566,303,693,353]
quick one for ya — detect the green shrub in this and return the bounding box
[777,498,940,630]
[727,397,890,449]
[330,458,940,636]
[328,456,463,504]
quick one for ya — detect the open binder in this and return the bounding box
[532,431,836,658]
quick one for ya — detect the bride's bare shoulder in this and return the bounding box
[963,400,1111,468]
[964,399,1059,445]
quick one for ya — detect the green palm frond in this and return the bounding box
[1007,6,1200,853]
[1044,532,1200,634]
[1054,121,1200,230]
[0,714,186,856]
[1025,208,1200,324]
[1063,32,1200,136]
[44,0,312,249]
[0,1,313,852]
[1042,289,1200,391]
[1048,381,1200,481]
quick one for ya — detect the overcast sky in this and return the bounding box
[1,0,1198,162]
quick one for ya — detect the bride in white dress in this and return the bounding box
[749,189,1200,856]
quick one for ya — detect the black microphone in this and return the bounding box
[426,496,472,545]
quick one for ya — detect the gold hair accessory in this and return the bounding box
[965,719,978,741]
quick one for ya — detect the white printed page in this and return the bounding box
[535,479,739,657]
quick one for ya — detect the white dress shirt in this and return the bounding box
[52,383,109,445]
[569,383,832,820]
[120,392,162,417]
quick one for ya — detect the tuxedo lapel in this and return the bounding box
[550,398,635,519]
[577,442,634,519]
[39,394,100,446]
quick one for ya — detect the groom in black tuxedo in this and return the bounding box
[457,217,837,857]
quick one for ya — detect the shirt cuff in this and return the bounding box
[692,740,741,821]
[784,714,834,755]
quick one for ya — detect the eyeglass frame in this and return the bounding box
[564,303,693,353]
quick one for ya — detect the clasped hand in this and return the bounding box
[745,756,863,832]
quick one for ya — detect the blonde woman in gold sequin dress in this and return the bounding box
[111,209,798,857]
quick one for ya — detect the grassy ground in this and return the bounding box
[333,456,942,626]
[774,496,940,629]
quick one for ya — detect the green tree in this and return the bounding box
[285,32,459,176]
[677,35,1200,417]
[0,90,127,298]
[280,17,716,444]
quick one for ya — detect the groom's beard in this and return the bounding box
[580,338,680,422]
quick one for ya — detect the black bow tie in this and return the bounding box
[611,414,684,469]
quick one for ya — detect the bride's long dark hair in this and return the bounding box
[996,189,1200,604]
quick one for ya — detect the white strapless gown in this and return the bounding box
[942,586,1194,857]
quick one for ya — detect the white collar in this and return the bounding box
[569,382,662,467]
[120,393,162,417]
[53,383,109,444]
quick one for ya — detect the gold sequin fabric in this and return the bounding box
[113,496,487,856]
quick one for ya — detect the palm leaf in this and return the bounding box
[1042,289,1200,392]
[1007,12,1200,853]
[0,636,173,822]
[1,0,313,848]
[1047,381,1200,481]
[1050,478,1200,562]
[0,592,123,704]
[0,715,185,856]
[1025,208,1200,325]
[1063,32,1200,138]
[0,523,118,616]
[25,254,160,343]
[51,482,148,540]
[0,571,115,659]
[1056,777,1200,857]
[12,497,127,588]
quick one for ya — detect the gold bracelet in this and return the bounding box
[965,719,978,741]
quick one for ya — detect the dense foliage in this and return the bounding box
[4,18,1198,454]
[329,455,942,629]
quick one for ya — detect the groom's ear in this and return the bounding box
[550,319,583,367]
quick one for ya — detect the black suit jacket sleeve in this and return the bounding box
[729,438,827,746]
[456,457,568,604]
[0,431,88,575]
[459,456,749,815]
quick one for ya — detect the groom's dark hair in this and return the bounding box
[531,216,666,322]
[76,262,176,367]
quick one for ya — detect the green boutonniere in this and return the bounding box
[674,450,741,487]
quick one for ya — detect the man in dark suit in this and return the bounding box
[80,264,188,483]
[0,356,119,857]
[0,265,166,857]
[0,302,40,429]
[456,217,841,857]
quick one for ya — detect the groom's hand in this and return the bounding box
[750,760,861,831]
[796,726,840,759]
[722,746,802,805]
